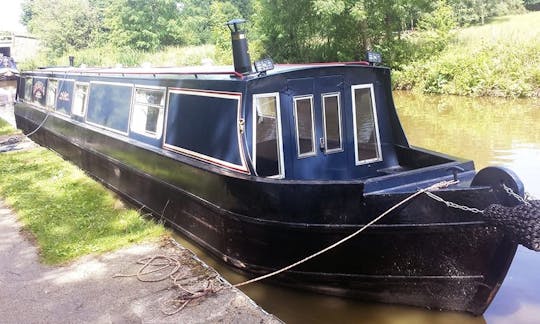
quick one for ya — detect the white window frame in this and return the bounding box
[321,92,343,154]
[85,81,133,136]
[252,92,285,179]
[163,88,249,174]
[351,84,383,165]
[293,95,316,158]
[46,78,58,110]
[23,77,33,102]
[72,82,89,117]
[130,85,166,139]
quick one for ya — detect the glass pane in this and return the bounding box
[145,106,160,133]
[130,88,165,137]
[24,78,32,101]
[73,84,88,116]
[135,88,165,106]
[255,96,280,177]
[354,87,379,162]
[323,95,342,151]
[46,80,57,108]
[165,92,243,166]
[87,83,132,132]
[295,97,314,156]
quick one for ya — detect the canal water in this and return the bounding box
[175,91,540,324]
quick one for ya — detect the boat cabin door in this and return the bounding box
[287,76,347,179]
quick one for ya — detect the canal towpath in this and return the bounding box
[0,199,281,323]
[0,100,280,323]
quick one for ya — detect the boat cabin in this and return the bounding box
[16,63,458,184]
[15,20,461,188]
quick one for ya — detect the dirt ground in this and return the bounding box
[0,200,281,323]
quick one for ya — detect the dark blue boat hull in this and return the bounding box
[14,104,517,315]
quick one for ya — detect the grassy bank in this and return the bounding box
[0,118,16,136]
[19,44,226,71]
[393,11,540,97]
[0,130,165,264]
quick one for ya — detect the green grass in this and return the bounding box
[393,11,540,97]
[0,118,17,136]
[0,148,165,264]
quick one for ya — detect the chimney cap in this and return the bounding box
[226,19,246,32]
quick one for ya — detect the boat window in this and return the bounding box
[253,93,284,178]
[24,77,32,101]
[293,95,316,158]
[32,78,47,106]
[322,93,342,153]
[130,87,166,138]
[72,83,89,117]
[55,80,74,116]
[164,89,248,173]
[46,79,58,109]
[87,82,133,134]
[352,84,382,164]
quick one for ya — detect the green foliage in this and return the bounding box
[24,44,225,69]
[209,2,242,65]
[0,148,165,264]
[448,0,525,26]
[105,0,184,51]
[21,0,103,56]
[393,12,540,97]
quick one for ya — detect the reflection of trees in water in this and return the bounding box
[394,91,540,168]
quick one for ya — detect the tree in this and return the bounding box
[209,1,242,64]
[255,0,434,64]
[21,0,102,56]
[105,0,184,51]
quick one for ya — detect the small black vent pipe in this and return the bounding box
[226,19,252,74]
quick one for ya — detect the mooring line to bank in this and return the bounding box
[233,180,459,288]
[113,249,225,315]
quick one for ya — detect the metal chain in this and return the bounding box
[502,183,531,206]
[424,191,485,214]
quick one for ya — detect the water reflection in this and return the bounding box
[173,92,540,323]
[396,91,540,324]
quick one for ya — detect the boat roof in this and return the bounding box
[27,61,375,80]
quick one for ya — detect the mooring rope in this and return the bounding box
[233,180,458,288]
[113,250,224,315]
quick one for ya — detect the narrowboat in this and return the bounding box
[0,55,19,81]
[14,21,530,315]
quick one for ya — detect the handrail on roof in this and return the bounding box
[27,68,245,79]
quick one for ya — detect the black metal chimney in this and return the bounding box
[226,19,252,74]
